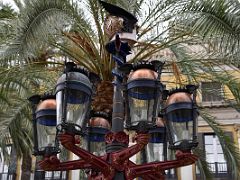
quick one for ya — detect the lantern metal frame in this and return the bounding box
[125,78,165,131]
[84,111,111,154]
[55,62,95,136]
[164,87,199,151]
[124,61,165,132]
[31,1,199,179]
[28,94,60,156]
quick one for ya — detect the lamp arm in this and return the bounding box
[110,133,149,170]
[128,160,165,180]
[126,151,198,179]
[58,133,114,179]
[39,156,92,171]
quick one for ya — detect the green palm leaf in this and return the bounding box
[175,0,240,67]
[200,111,240,179]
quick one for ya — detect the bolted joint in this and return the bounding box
[57,133,75,149]
[105,131,129,145]
[49,155,60,164]
[134,133,150,146]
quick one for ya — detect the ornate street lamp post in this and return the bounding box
[29,1,199,179]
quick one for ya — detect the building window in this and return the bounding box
[45,171,67,180]
[0,145,17,180]
[201,82,223,102]
[204,134,227,173]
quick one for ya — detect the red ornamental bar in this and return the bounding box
[39,132,198,180]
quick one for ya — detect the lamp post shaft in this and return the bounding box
[106,38,129,179]
[112,77,124,133]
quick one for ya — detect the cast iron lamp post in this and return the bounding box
[28,1,198,179]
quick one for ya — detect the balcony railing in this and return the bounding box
[34,170,67,180]
[0,173,16,180]
[197,162,231,180]
[208,162,228,174]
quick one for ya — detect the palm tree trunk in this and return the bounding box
[92,81,113,114]
[21,153,32,180]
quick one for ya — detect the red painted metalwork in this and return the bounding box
[110,133,149,171]
[38,132,198,180]
[105,131,129,144]
[58,133,115,179]
[125,151,198,179]
[39,157,92,171]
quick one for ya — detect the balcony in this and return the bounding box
[197,162,231,180]
[0,173,16,180]
[34,170,68,180]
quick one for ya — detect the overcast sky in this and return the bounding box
[2,0,18,9]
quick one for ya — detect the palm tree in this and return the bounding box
[1,0,240,179]
[173,0,240,69]
[0,1,189,179]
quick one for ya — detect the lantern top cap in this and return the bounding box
[37,99,56,111]
[28,95,41,105]
[168,85,198,96]
[127,61,165,81]
[41,93,56,101]
[28,93,55,105]
[166,87,198,106]
[133,61,156,71]
[132,60,164,72]
[64,62,89,77]
[90,110,111,123]
[63,62,100,84]
[99,0,138,31]
[168,88,191,96]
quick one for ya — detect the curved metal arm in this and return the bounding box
[128,160,164,180]
[126,151,198,179]
[58,133,114,179]
[38,155,92,171]
[111,133,149,170]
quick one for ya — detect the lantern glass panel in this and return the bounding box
[145,143,164,162]
[83,127,108,156]
[128,87,155,126]
[36,116,56,151]
[143,128,165,163]
[56,89,90,126]
[166,108,194,145]
[88,141,106,156]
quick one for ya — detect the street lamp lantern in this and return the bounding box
[84,111,111,156]
[29,94,59,156]
[126,61,164,131]
[56,62,93,135]
[141,116,166,163]
[165,86,198,151]
[88,111,111,129]
[144,131,166,163]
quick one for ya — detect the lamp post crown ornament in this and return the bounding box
[99,0,138,45]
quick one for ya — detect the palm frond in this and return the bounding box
[0,4,16,19]
[200,111,240,179]
[0,62,59,156]
[193,147,213,180]
[0,99,32,156]
[175,0,240,66]
[1,0,79,62]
